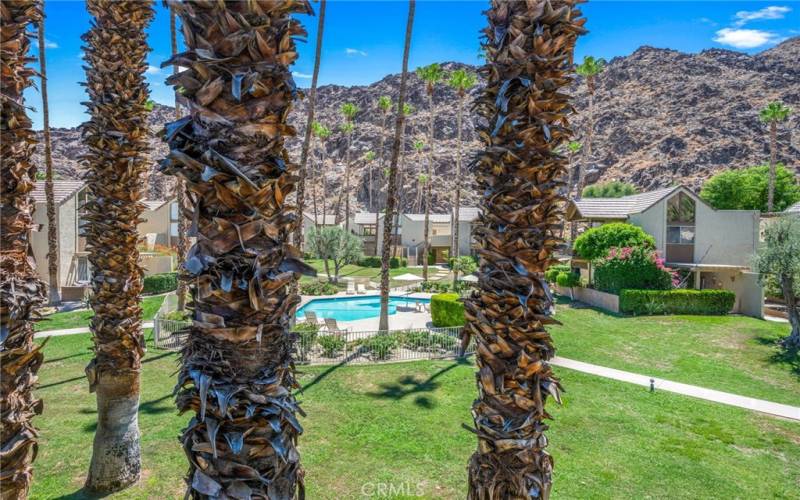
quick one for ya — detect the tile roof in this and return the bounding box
[569,186,679,220]
[31,181,85,205]
[404,207,480,223]
[404,213,451,223]
[353,212,384,224]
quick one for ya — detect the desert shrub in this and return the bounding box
[417,281,451,293]
[361,334,397,360]
[300,281,339,296]
[594,247,674,295]
[388,257,408,269]
[573,223,655,261]
[620,289,735,315]
[431,293,465,327]
[357,256,382,268]
[318,335,345,357]
[163,310,190,322]
[582,180,638,198]
[143,272,178,295]
[292,322,319,360]
[545,264,571,283]
[556,271,581,288]
[451,255,478,276]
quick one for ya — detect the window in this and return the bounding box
[432,223,451,236]
[667,226,695,244]
[362,224,376,236]
[667,193,695,224]
[666,192,696,263]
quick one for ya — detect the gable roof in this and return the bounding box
[143,200,169,211]
[403,207,480,224]
[353,212,384,224]
[31,181,85,205]
[404,213,451,223]
[568,186,682,220]
[303,212,339,226]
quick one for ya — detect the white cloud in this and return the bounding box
[292,71,312,79]
[44,39,58,49]
[713,28,781,48]
[696,17,718,27]
[345,48,367,57]
[733,6,791,26]
[145,65,161,75]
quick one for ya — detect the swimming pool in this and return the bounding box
[296,296,430,322]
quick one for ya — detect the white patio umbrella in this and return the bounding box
[459,274,479,283]
[393,273,424,282]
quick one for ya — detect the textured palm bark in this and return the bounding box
[81,0,153,492]
[160,1,314,497]
[379,0,415,331]
[0,2,47,498]
[466,1,584,498]
[375,107,389,256]
[767,122,777,212]
[423,91,434,279]
[451,93,464,278]
[38,13,60,306]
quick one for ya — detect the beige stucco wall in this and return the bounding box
[629,201,665,251]
[698,269,763,318]
[32,198,78,288]
[139,203,172,247]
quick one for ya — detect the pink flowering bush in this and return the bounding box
[594,246,675,294]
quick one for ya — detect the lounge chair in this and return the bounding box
[346,281,356,295]
[356,283,367,294]
[324,318,349,335]
[304,311,323,325]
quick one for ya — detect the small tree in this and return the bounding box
[700,164,800,213]
[307,226,363,284]
[582,180,637,198]
[759,101,793,212]
[573,222,655,260]
[755,217,800,350]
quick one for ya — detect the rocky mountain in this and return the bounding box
[36,37,799,211]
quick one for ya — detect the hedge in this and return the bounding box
[430,293,465,327]
[300,281,339,296]
[389,257,408,269]
[357,256,382,268]
[619,289,735,316]
[556,271,581,288]
[143,272,178,295]
[545,264,570,283]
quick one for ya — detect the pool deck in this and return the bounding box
[299,292,434,331]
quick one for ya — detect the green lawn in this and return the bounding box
[35,295,164,332]
[30,334,800,498]
[302,259,450,287]
[549,297,800,406]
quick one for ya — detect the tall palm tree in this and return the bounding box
[293,0,327,251]
[161,1,314,497]
[1,2,47,498]
[759,101,792,212]
[379,0,415,331]
[80,0,154,493]
[38,9,60,306]
[338,102,359,231]
[364,150,377,213]
[314,122,333,225]
[466,1,584,497]
[575,55,604,200]
[413,139,425,211]
[447,68,477,279]
[374,95,393,255]
[392,102,414,258]
[168,4,189,312]
[415,63,444,280]
[565,140,582,195]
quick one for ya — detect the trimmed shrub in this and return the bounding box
[361,334,397,360]
[545,264,570,283]
[389,257,407,269]
[428,253,435,265]
[556,271,581,288]
[318,335,345,357]
[300,281,339,296]
[594,247,673,295]
[143,272,178,295]
[573,223,655,261]
[620,289,735,315]
[416,281,451,294]
[431,293,465,327]
[164,310,189,322]
[357,256,382,268]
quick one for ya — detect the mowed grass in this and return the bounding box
[31,334,800,498]
[301,259,450,287]
[35,295,164,332]
[549,297,800,406]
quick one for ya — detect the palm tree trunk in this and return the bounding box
[312,139,321,230]
[452,95,464,285]
[169,5,189,312]
[379,0,415,331]
[767,122,777,212]
[576,79,593,201]
[344,132,352,232]
[375,111,388,256]
[161,2,315,497]
[292,0,326,293]
[322,144,328,226]
[423,91,434,280]
[38,15,60,306]
[82,1,153,492]
[1,3,47,498]
[466,1,583,497]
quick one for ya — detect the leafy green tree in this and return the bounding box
[447,68,477,272]
[700,164,800,212]
[307,226,363,284]
[759,101,792,212]
[582,180,638,198]
[451,255,478,277]
[415,63,445,281]
[575,55,605,199]
[573,222,655,260]
[755,217,800,350]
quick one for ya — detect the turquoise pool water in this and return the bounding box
[296,296,430,322]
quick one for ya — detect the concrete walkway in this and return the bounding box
[35,321,154,338]
[551,356,800,421]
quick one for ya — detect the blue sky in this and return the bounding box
[27,1,799,129]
